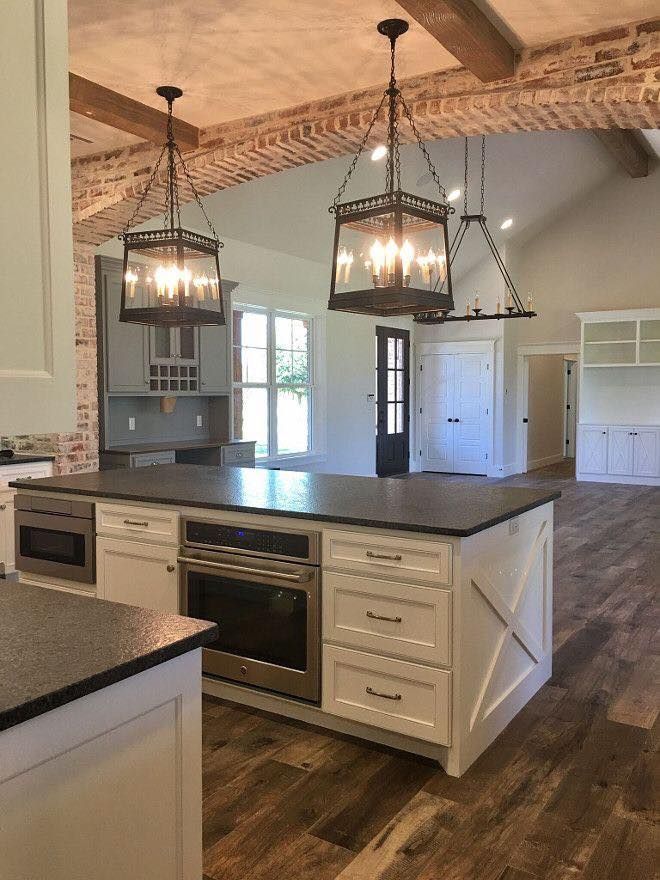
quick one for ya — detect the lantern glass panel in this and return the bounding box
[334,210,398,295]
[399,212,448,293]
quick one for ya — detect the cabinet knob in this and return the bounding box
[166,564,176,573]
[0,504,6,511]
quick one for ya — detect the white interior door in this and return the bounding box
[420,354,454,472]
[419,352,490,475]
[452,353,490,475]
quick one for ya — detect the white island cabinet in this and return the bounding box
[11,466,556,778]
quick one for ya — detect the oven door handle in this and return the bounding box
[177,555,312,584]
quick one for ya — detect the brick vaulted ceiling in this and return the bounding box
[68,2,660,246]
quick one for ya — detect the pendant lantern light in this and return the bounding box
[119,86,225,326]
[327,19,454,317]
[414,136,537,325]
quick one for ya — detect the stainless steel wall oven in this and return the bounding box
[178,518,320,703]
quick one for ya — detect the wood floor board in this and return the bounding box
[200,462,659,879]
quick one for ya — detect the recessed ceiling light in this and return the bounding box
[447,188,461,202]
[500,218,513,230]
[371,144,387,161]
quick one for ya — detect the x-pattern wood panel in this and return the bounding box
[468,521,549,730]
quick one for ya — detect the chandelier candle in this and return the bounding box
[327,19,454,317]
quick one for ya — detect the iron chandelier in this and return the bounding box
[327,19,454,317]
[414,136,537,325]
[119,86,225,326]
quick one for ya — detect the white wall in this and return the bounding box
[526,355,566,469]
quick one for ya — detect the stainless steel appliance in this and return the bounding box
[178,518,320,703]
[14,494,95,584]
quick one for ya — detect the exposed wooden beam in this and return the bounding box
[396,0,515,82]
[593,129,650,178]
[69,73,200,151]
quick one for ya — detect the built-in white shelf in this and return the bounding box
[578,310,660,368]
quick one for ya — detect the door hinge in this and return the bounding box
[566,404,571,410]
[419,450,422,456]
[486,363,490,370]
[419,407,422,414]
[567,369,572,375]
[485,453,488,460]
[566,438,570,445]
[485,407,489,415]
[420,364,423,372]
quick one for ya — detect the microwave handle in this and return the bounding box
[177,555,312,584]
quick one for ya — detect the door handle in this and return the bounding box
[366,550,402,562]
[366,686,402,701]
[447,418,452,423]
[522,418,529,424]
[366,610,402,623]
[453,418,460,423]
[177,555,311,583]
[166,564,176,572]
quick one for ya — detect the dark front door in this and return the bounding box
[376,326,410,476]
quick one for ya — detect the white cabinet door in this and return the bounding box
[0,1,76,434]
[0,492,15,575]
[420,355,454,472]
[452,353,489,475]
[96,537,179,613]
[608,427,635,475]
[633,428,659,477]
[578,426,608,474]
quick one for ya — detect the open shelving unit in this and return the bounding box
[581,313,660,367]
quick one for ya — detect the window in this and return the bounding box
[233,307,313,458]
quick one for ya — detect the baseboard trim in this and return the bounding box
[576,472,660,486]
[527,453,564,471]
[487,462,518,478]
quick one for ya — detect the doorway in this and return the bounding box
[564,359,578,458]
[375,326,410,477]
[418,349,492,475]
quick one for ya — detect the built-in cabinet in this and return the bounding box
[98,256,233,397]
[577,310,660,485]
[96,536,179,613]
[578,424,660,482]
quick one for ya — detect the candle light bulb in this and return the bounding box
[506,289,513,309]
[527,292,533,311]
[125,268,138,299]
[182,267,192,298]
[466,300,471,317]
[496,297,501,314]
[474,293,480,310]
[343,250,354,284]
[400,239,414,285]
[370,240,386,286]
[385,238,398,284]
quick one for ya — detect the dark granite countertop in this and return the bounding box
[10,465,559,537]
[0,581,217,733]
[0,452,55,466]
[104,438,251,455]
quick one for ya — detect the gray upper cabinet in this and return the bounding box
[98,257,149,394]
[199,323,230,393]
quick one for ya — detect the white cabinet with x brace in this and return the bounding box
[418,348,493,475]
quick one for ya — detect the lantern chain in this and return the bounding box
[399,93,447,202]
[173,143,221,243]
[122,142,168,233]
[329,91,388,213]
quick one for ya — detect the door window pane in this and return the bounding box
[277,388,310,455]
[396,402,404,433]
[387,338,395,368]
[396,371,404,401]
[396,337,404,368]
[388,403,396,434]
[233,387,268,456]
[387,370,396,401]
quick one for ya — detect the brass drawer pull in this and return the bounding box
[123,519,149,527]
[0,504,6,511]
[366,550,402,562]
[366,610,402,623]
[366,686,402,701]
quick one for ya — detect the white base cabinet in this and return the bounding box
[96,536,179,613]
[578,424,660,485]
[0,459,54,575]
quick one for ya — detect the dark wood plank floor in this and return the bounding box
[202,462,659,880]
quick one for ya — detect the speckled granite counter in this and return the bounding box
[0,581,217,732]
[11,464,560,537]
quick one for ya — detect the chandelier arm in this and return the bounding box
[479,218,525,310]
[173,143,221,242]
[122,143,168,234]
[329,92,388,212]
[398,94,447,202]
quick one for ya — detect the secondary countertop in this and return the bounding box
[103,438,252,455]
[10,465,560,537]
[0,452,55,466]
[0,581,217,733]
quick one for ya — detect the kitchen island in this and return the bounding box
[11,465,559,776]
[0,581,217,880]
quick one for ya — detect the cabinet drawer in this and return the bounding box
[322,645,451,745]
[130,450,176,468]
[96,502,179,545]
[323,529,451,586]
[221,444,255,466]
[323,572,451,666]
[0,461,53,489]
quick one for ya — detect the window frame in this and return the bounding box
[232,304,314,461]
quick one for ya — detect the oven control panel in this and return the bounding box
[185,520,312,561]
